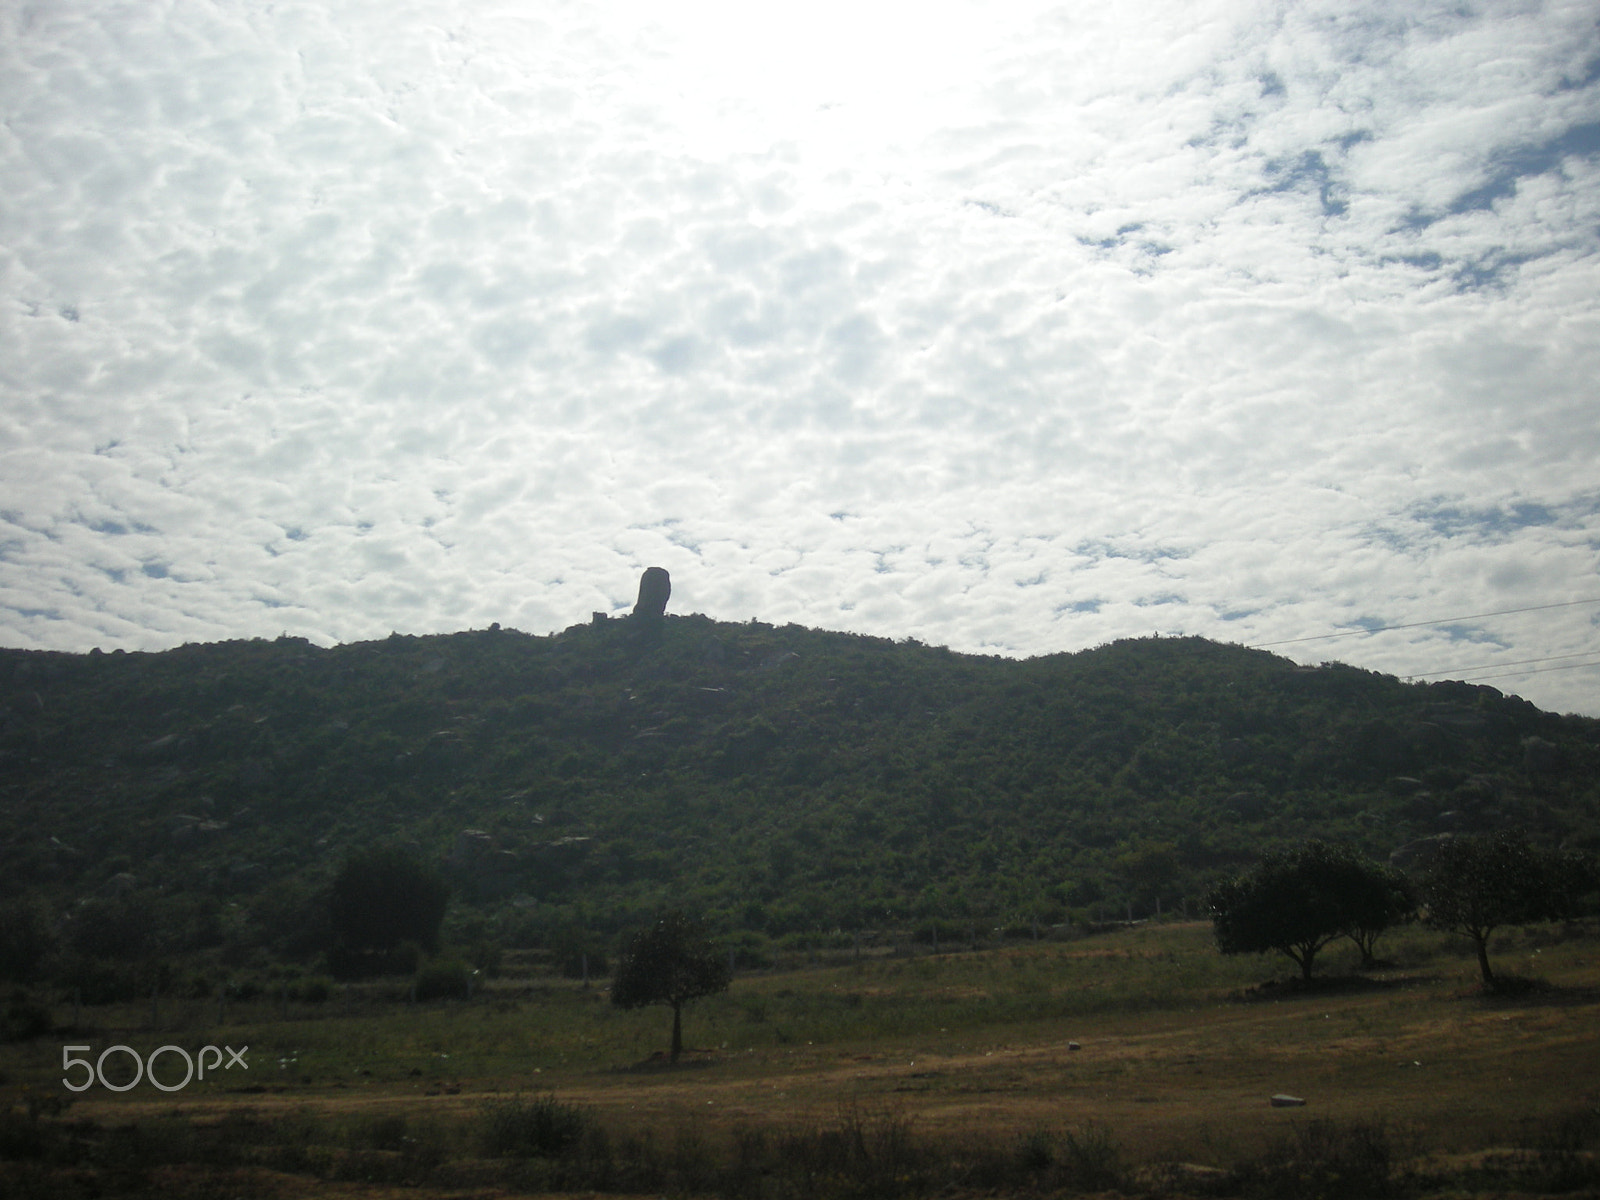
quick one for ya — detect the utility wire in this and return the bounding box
[1451,659,1600,684]
[1251,597,1600,648]
[1406,649,1600,679]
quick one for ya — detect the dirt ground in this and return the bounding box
[67,971,1600,1167]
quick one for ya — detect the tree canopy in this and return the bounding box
[1421,830,1592,985]
[329,845,449,960]
[1341,859,1418,966]
[610,910,731,1062]
[1207,841,1415,979]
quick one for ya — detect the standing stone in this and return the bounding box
[633,567,671,619]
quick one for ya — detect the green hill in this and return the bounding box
[2,613,1596,987]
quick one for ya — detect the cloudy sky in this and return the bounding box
[3,0,1598,715]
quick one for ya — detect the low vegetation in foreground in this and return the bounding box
[3,918,1599,1198]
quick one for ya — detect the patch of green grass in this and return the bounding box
[5,919,1598,1200]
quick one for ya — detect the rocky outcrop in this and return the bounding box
[633,567,671,619]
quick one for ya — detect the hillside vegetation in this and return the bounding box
[2,615,1596,985]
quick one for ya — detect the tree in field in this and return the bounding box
[1421,830,1591,986]
[610,911,731,1062]
[1117,839,1181,916]
[0,897,54,984]
[329,845,449,958]
[1207,841,1414,980]
[1343,860,1418,967]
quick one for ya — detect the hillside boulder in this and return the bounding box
[633,567,671,619]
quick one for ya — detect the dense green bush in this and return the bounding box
[0,991,52,1043]
[479,1094,590,1158]
[330,846,449,956]
[413,958,472,1000]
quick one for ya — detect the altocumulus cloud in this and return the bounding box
[1,0,1598,713]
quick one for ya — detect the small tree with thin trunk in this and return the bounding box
[610,911,731,1062]
[1345,861,1418,967]
[1207,843,1344,979]
[1421,830,1589,987]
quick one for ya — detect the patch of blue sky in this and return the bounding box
[86,520,130,536]
[1257,149,1348,217]
[1448,122,1600,217]
[1450,250,1535,294]
[9,607,62,621]
[1435,623,1508,646]
[1393,120,1600,235]
[1072,539,1191,564]
[1058,599,1103,614]
[1558,55,1600,91]
[1411,499,1559,538]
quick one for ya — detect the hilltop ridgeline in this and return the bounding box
[1,608,1596,967]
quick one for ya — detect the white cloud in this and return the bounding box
[1,0,1597,713]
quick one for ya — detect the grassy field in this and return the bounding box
[3,919,1599,1198]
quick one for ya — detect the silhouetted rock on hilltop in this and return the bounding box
[633,567,671,619]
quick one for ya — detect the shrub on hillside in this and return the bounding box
[414,959,471,1000]
[330,846,449,956]
[479,1094,590,1158]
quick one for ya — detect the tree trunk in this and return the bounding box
[670,1002,683,1063]
[1353,929,1376,968]
[1474,933,1495,984]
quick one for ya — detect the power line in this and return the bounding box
[1451,658,1600,684]
[1406,649,1600,679]
[1250,597,1600,648]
